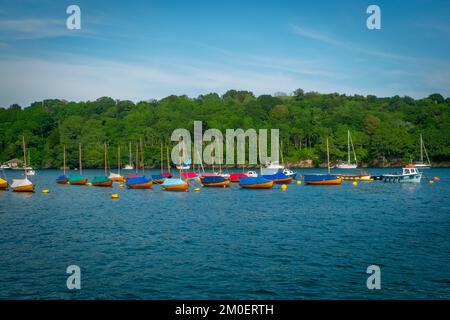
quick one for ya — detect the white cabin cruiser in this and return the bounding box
[382,164,422,183]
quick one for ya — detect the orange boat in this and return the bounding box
[0,178,8,190]
[239,177,274,189]
[127,178,153,189]
[92,178,113,187]
[303,174,342,185]
[202,176,230,187]
[12,181,35,192]
[161,178,189,191]
[69,175,87,185]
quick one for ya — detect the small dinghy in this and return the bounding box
[239,177,274,189]
[263,171,293,184]
[126,176,153,189]
[303,174,342,185]
[162,178,189,192]
[69,174,87,185]
[201,175,230,187]
[11,177,35,192]
[0,177,8,190]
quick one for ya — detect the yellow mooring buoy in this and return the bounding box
[297,180,302,185]
[281,184,287,191]
[42,189,50,193]
[87,182,92,186]
[429,180,434,184]
[352,182,358,186]
[194,188,200,192]
[111,193,119,199]
[119,184,124,188]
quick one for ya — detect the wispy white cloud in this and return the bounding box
[290,24,407,60]
[0,18,68,39]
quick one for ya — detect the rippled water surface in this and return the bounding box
[0,168,449,299]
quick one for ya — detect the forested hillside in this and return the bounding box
[0,90,449,168]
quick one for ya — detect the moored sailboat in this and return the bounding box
[11,136,35,192]
[413,134,431,169]
[201,175,230,187]
[304,138,342,185]
[69,143,87,185]
[56,145,69,184]
[126,139,152,189]
[239,137,274,189]
[335,130,358,169]
[92,143,113,187]
[109,145,125,182]
[162,148,189,191]
[151,142,167,184]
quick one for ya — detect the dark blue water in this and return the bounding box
[0,168,449,299]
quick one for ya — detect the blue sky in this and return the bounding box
[0,0,449,106]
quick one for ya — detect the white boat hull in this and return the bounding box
[335,163,358,169]
[382,173,422,183]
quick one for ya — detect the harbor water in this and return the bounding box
[0,168,449,299]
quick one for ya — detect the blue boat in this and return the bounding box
[151,174,165,184]
[126,176,153,189]
[239,177,274,189]
[263,171,294,184]
[201,175,230,187]
[303,174,342,185]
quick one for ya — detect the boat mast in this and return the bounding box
[135,143,138,174]
[22,136,27,176]
[104,143,107,176]
[258,135,262,176]
[118,145,121,176]
[63,145,66,176]
[281,140,285,167]
[79,143,83,175]
[218,144,222,174]
[129,141,132,168]
[166,145,171,174]
[160,142,164,173]
[420,134,424,163]
[140,138,144,175]
[347,130,350,165]
[326,137,330,174]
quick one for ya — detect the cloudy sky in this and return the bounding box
[0,0,449,107]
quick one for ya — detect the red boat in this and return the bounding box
[229,173,248,182]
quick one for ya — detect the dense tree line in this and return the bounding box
[0,90,449,168]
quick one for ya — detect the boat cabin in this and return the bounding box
[403,164,419,175]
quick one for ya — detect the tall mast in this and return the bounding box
[218,144,222,174]
[63,145,66,175]
[79,143,83,175]
[118,145,121,175]
[140,138,144,175]
[104,143,107,176]
[420,134,423,163]
[129,141,132,167]
[135,143,138,174]
[22,136,27,176]
[166,145,171,174]
[161,142,164,173]
[347,130,351,164]
[327,137,330,174]
[258,135,262,176]
[281,140,284,166]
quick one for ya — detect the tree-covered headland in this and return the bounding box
[0,90,449,168]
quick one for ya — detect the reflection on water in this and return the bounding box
[0,168,449,299]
